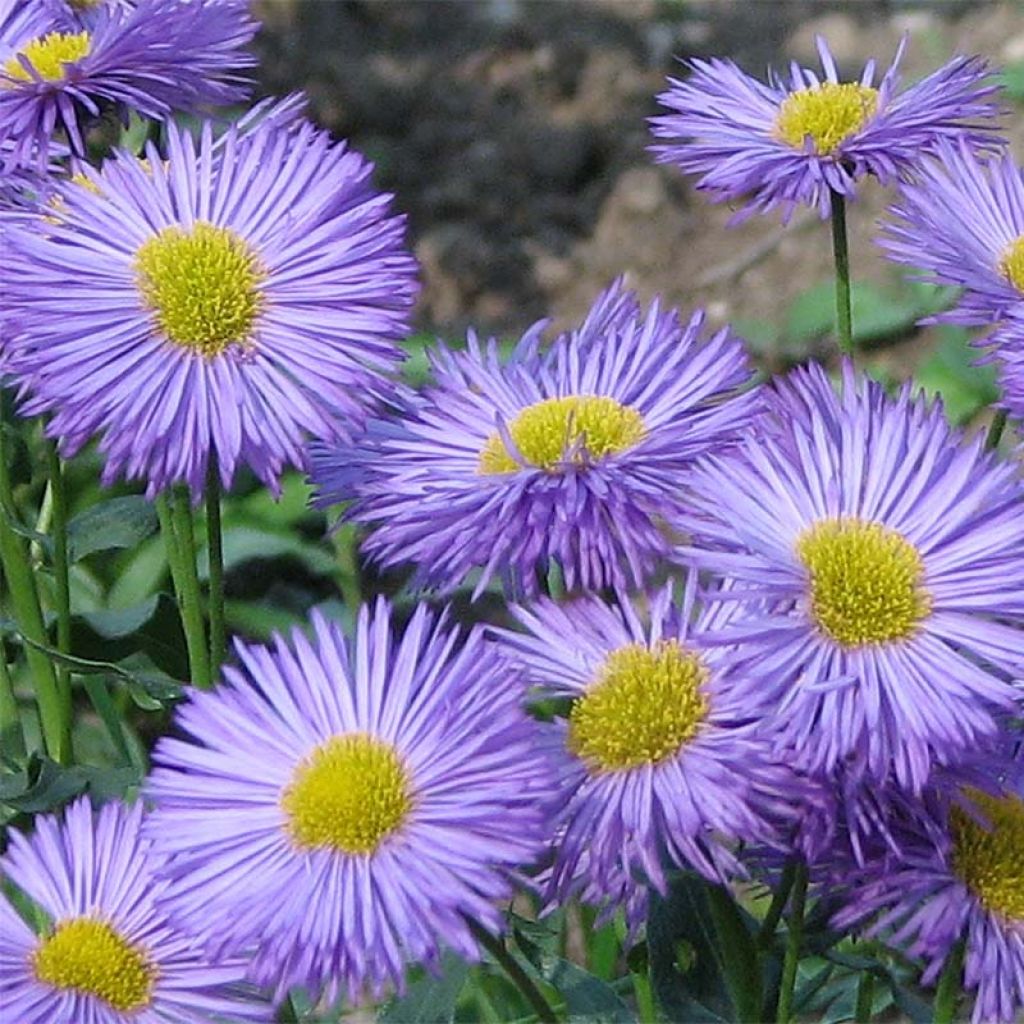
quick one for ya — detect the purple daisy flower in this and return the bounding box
[831,775,1024,1024]
[677,360,1024,793]
[651,36,1001,221]
[310,280,761,599]
[1,116,417,498]
[0,0,256,166]
[145,601,560,1004]
[881,139,1024,327]
[0,797,268,1024]
[492,580,797,912]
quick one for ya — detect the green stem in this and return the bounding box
[830,189,854,358]
[933,940,965,1024]
[205,457,225,677]
[854,970,874,1023]
[0,641,25,759]
[44,441,72,706]
[758,858,797,949]
[986,408,1008,452]
[706,883,761,1023]
[82,676,135,766]
[775,859,809,1024]
[0,420,70,763]
[156,492,210,689]
[632,970,657,1024]
[470,922,558,1024]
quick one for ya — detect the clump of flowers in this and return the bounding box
[2,10,1024,1024]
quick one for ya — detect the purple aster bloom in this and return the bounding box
[676,360,1024,793]
[145,601,560,1004]
[0,0,257,166]
[881,139,1024,327]
[831,773,1024,1024]
[651,36,1002,221]
[492,580,798,914]
[310,280,762,599]
[0,797,268,1024]
[1,116,417,498]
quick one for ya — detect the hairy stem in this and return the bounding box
[776,859,809,1023]
[830,189,854,357]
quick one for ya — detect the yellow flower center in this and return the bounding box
[797,518,931,648]
[33,917,155,1012]
[776,83,879,155]
[568,641,710,773]
[999,235,1024,293]
[478,395,646,474]
[134,222,265,357]
[69,0,105,9]
[281,733,413,854]
[3,32,91,83]
[951,790,1024,922]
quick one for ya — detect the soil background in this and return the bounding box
[253,0,1024,373]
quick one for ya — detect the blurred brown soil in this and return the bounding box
[253,0,1024,379]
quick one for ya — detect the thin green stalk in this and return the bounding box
[0,643,25,759]
[205,457,225,677]
[632,970,657,1024]
[757,857,797,949]
[156,492,210,689]
[0,421,70,763]
[44,441,72,707]
[854,970,874,1023]
[986,408,1008,451]
[706,883,761,1023]
[470,922,558,1024]
[81,676,135,766]
[776,859,809,1023]
[830,189,854,357]
[933,940,965,1024]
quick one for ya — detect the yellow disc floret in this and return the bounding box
[281,733,413,854]
[568,640,710,773]
[479,395,646,474]
[776,83,879,155]
[999,235,1024,293]
[3,32,91,83]
[33,917,155,1012]
[951,789,1024,922]
[797,518,931,648]
[134,222,265,357]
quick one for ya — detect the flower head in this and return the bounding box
[146,601,559,1003]
[881,140,1024,328]
[677,361,1024,792]
[0,0,257,166]
[651,36,1001,221]
[1,116,417,498]
[831,772,1024,1024]
[311,280,761,598]
[493,581,797,913]
[0,797,267,1024]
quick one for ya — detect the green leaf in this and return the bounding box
[196,526,336,580]
[0,754,140,814]
[14,632,184,706]
[67,496,158,562]
[513,924,636,1023]
[379,952,470,1024]
[914,326,999,425]
[1000,61,1024,102]
[71,593,188,679]
[648,872,732,1023]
